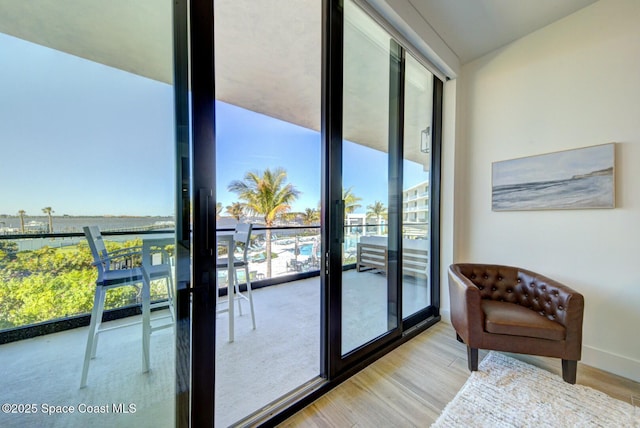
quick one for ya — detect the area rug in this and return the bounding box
[432,352,637,427]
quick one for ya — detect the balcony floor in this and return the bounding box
[0,270,429,427]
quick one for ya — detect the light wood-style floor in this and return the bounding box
[280,322,640,427]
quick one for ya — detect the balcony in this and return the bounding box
[0,225,429,427]
[403,205,429,213]
[402,192,429,202]
[0,278,319,427]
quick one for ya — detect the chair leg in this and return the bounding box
[81,287,104,388]
[235,270,243,316]
[166,274,175,322]
[467,346,478,372]
[228,267,234,343]
[90,287,106,359]
[245,266,256,330]
[141,270,151,373]
[562,359,577,384]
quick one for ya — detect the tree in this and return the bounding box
[366,201,388,235]
[225,202,244,221]
[301,208,319,225]
[215,202,223,219]
[18,210,26,233]
[0,241,18,264]
[228,168,300,278]
[42,207,54,233]
[280,212,298,223]
[343,186,362,215]
[0,238,159,329]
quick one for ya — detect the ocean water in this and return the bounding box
[0,216,176,251]
[492,175,614,211]
[0,216,175,234]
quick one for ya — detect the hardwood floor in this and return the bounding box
[280,322,640,427]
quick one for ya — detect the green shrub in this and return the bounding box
[0,239,168,330]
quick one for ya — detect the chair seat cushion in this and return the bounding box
[482,300,566,341]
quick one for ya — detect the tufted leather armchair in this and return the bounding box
[449,263,584,383]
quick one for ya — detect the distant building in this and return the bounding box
[345,181,429,236]
[24,221,47,233]
[402,180,429,224]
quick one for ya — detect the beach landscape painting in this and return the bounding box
[492,143,615,211]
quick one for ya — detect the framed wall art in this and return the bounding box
[492,143,615,211]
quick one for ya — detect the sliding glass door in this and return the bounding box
[212,1,322,425]
[324,0,441,375]
[183,0,443,424]
[0,1,185,427]
[402,54,435,321]
[341,1,396,355]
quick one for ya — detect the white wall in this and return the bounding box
[451,0,640,381]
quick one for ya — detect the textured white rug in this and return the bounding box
[432,352,637,428]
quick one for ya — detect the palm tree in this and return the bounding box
[343,186,362,215]
[225,202,244,221]
[366,201,387,235]
[42,207,54,233]
[280,212,298,224]
[216,202,223,219]
[301,208,319,225]
[18,210,26,233]
[228,168,300,278]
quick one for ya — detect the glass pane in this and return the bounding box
[342,0,396,355]
[213,1,321,425]
[402,54,433,318]
[0,2,176,427]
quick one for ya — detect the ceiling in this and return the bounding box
[0,0,173,84]
[406,0,598,64]
[0,0,599,156]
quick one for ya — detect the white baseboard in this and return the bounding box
[437,309,639,382]
[440,308,451,324]
[582,345,640,383]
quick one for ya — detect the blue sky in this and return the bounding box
[216,102,428,214]
[0,33,174,216]
[1,33,428,217]
[215,102,321,212]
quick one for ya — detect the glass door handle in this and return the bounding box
[198,188,215,255]
[334,199,344,244]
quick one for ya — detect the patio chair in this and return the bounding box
[216,223,256,342]
[80,226,174,388]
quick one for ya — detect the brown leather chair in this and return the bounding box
[448,263,584,383]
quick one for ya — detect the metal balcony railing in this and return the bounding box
[0,222,427,342]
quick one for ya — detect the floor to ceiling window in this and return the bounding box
[205,0,441,423]
[341,1,394,355]
[402,53,435,319]
[0,0,443,425]
[212,1,322,425]
[0,2,178,427]
[323,0,442,380]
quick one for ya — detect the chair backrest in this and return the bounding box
[233,223,253,261]
[84,226,110,277]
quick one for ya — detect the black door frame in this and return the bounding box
[172,0,193,425]
[178,0,218,426]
